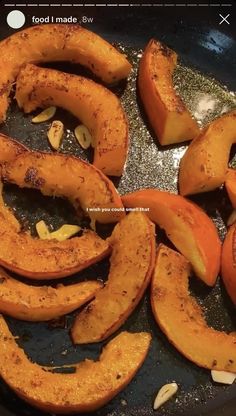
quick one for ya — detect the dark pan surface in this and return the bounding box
[0,5,236,416]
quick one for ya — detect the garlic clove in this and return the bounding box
[153,382,178,410]
[36,221,81,242]
[32,106,57,123]
[50,224,81,242]
[47,120,64,150]
[36,220,51,240]
[74,125,93,149]
[211,370,236,385]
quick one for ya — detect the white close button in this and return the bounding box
[219,13,230,25]
[7,10,26,29]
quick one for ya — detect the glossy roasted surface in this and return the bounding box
[0,6,235,416]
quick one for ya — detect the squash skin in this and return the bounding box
[0,23,132,122]
[0,316,151,414]
[0,267,102,321]
[0,136,111,278]
[2,151,125,224]
[71,212,156,344]
[0,200,110,279]
[225,169,236,209]
[122,189,221,286]
[16,64,128,176]
[151,244,236,371]
[138,39,199,145]
[221,224,236,305]
[179,110,236,196]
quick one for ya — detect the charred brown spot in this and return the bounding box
[24,167,45,188]
[152,286,166,301]
[0,82,10,96]
[153,40,173,58]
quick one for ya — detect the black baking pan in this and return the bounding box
[0,3,236,416]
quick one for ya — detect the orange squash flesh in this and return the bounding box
[225,169,236,209]
[221,223,236,305]
[122,189,221,286]
[138,39,199,145]
[0,199,110,279]
[0,268,102,321]
[2,151,125,224]
[0,23,132,122]
[0,316,151,414]
[0,136,111,279]
[71,212,156,344]
[16,64,129,176]
[151,244,236,371]
[0,133,27,162]
[179,110,236,196]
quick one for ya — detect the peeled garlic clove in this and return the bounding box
[36,220,50,240]
[47,120,64,150]
[227,210,236,226]
[32,106,56,123]
[50,224,81,242]
[74,125,92,149]
[36,221,81,241]
[211,370,236,384]
[153,382,178,410]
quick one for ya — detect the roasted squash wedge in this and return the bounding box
[221,223,236,305]
[122,189,221,286]
[0,23,132,122]
[2,151,125,224]
[225,169,236,209]
[0,315,151,413]
[0,136,111,278]
[72,212,156,344]
[0,267,102,321]
[16,64,129,176]
[138,39,199,145]
[179,110,236,196]
[151,244,236,371]
[0,199,110,279]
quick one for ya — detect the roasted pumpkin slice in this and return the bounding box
[138,39,199,145]
[151,244,236,371]
[15,64,128,176]
[0,267,102,321]
[222,223,236,305]
[0,199,110,279]
[0,316,151,413]
[2,151,125,224]
[0,138,111,278]
[225,169,236,209]
[122,189,221,286]
[179,110,236,196]
[72,212,156,344]
[0,23,131,122]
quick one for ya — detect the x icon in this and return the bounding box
[219,13,230,25]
